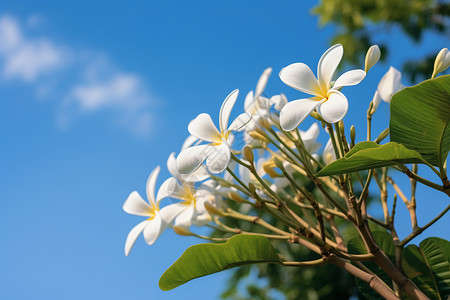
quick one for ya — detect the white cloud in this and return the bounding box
[0,14,157,136]
[0,15,64,81]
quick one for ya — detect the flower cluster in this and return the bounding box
[122,43,449,258]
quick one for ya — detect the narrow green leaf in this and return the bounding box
[347,231,395,300]
[390,75,450,167]
[315,141,426,176]
[159,235,280,291]
[402,237,450,300]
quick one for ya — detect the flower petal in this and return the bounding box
[124,220,150,256]
[280,98,323,131]
[156,177,178,203]
[317,44,343,92]
[219,89,239,133]
[279,63,321,97]
[206,141,231,173]
[300,122,320,142]
[123,191,153,217]
[146,166,160,207]
[377,66,405,103]
[181,135,199,151]
[159,203,186,224]
[228,113,252,132]
[244,91,254,114]
[319,91,348,123]
[143,213,165,245]
[167,152,179,179]
[271,93,287,111]
[174,205,195,228]
[333,69,366,89]
[176,145,213,174]
[255,67,272,97]
[168,152,209,183]
[188,113,221,143]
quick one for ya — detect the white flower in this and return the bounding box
[279,44,366,130]
[123,167,181,256]
[432,48,450,78]
[177,89,251,174]
[165,180,221,229]
[377,67,405,103]
[365,45,381,72]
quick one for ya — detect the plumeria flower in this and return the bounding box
[377,66,405,103]
[279,44,366,130]
[244,67,273,122]
[165,180,222,229]
[177,89,251,174]
[123,166,181,256]
[277,122,321,153]
[243,68,273,146]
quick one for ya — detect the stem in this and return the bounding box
[281,258,326,267]
[328,256,399,300]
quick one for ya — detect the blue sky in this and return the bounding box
[0,1,448,300]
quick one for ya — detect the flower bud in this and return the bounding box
[248,130,269,143]
[310,110,325,122]
[248,182,257,195]
[243,146,254,164]
[258,117,271,130]
[432,48,450,79]
[365,45,381,72]
[204,202,224,216]
[262,159,280,178]
[369,91,381,115]
[350,125,356,147]
[272,157,283,170]
[338,120,345,137]
[173,226,192,236]
[228,191,246,203]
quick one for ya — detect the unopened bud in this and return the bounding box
[273,157,283,170]
[262,160,280,178]
[173,226,192,236]
[365,45,381,72]
[310,110,324,122]
[248,131,269,143]
[228,191,246,203]
[216,177,232,188]
[258,117,271,130]
[248,182,256,195]
[350,125,356,148]
[432,48,450,79]
[338,120,345,137]
[204,202,224,216]
[370,91,381,115]
[374,128,389,144]
[243,146,254,164]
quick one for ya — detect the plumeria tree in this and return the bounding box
[124,44,450,299]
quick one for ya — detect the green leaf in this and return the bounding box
[402,237,450,300]
[315,141,426,176]
[159,235,280,291]
[390,75,450,167]
[347,231,395,300]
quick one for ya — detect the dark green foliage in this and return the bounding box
[312,0,450,81]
